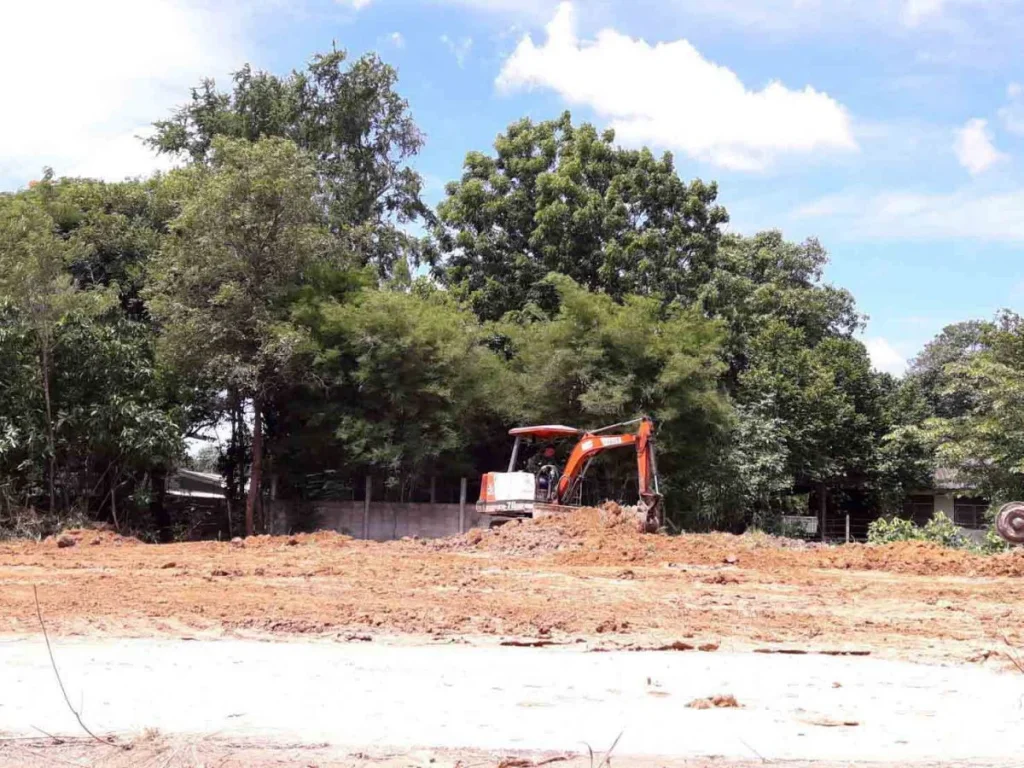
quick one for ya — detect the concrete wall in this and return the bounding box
[271,500,485,541]
[934,493,955,521]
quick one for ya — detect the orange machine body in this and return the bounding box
[477,417,662,527]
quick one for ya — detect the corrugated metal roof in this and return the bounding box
[175,468,225,486]
[933,467,974,490]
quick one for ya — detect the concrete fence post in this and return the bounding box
[459,477,467,534]
[845,513,851,544]
[363,476,372,540]
[819,483,827,543]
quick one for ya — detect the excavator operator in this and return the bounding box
[527,445,559,498]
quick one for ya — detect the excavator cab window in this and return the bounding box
[521,443,563,502]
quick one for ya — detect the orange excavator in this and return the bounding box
[477,416,662,532]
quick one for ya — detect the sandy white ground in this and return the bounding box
[1,636,1020,764]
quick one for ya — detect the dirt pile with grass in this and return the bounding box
[436,505,1024,577]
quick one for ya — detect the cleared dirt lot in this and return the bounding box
[5,637,1024,768]
[5,508,1024,766]
[2,507,1024,662]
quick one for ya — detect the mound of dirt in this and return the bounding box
[435,507,1024,576]
[433,504,650,558]
[50,527,141,548]
[813,540,1024,577]
[687,694,740,709]
[238,531,353,549]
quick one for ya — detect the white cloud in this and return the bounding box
[865,338,908,376]
[430,0,559,21]
[999,82,1024,135]
[388,32,406,48]
[795,186,1024,242]
[0,0,246,189]
[337,0,373,8]
[953,118,1006,175]
[902,0,946,26]
[495,2,857,171]
[441,34,474,67]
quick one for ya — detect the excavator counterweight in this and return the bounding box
[477,417,663,532]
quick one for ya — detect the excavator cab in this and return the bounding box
[477,418,662,531]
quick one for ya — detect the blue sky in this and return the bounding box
[4,0,1024,374]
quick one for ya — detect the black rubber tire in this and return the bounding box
[996,502,1024,544]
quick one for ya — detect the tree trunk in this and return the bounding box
[150,466,171,543]
[224,394,237,539]
[39,343,56,514]
[109,467,120,532]
[245,396,263,537]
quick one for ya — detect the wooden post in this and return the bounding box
[459,477,467,534]
[268,474,278,536]
[430,475,436,506]
[819,482,827,543]
[363,476,372,540]
[845,513,851,544]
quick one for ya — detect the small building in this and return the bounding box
[903,468,989,530]
[167,468,226,500]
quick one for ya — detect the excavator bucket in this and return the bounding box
[638,492,663,533]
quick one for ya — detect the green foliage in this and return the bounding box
[980,527,1012,554]
[866,515,921,544]
[676,231,920,527]
[40,175,173,317]
[1,44,1014,542]
[697,232,861,371]
[148,136,332,400]
[928,311,1024,501]
[497,274,730,524]
[908,320,986,419]
[299,284,506,478]
[867,514,969,549]
[435,112,727,320]
[150,49,431,278]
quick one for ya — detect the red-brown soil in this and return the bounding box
[3,508,1024,663]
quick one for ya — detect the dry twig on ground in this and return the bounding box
[33,585,122,749]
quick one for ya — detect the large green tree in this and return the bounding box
[928,311,1024,501]
[696,231,861,381]
[279,282,506,489]
[435,112,728,320]
[0,181,183,531]
[498,274,730,519]
[907,320,986,419]
[0,192,109,512]
[150,49,430,278]
[147,136,336,535]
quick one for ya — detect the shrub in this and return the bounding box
[866,513,1009,552]
[866,516,920,545]
[867,514,968,549]
[979,527,1012,554]
[919,515,969,548]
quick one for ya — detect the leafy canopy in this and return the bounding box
[147,136,333,400]
[150,49,430,279]
[435,112,727,320]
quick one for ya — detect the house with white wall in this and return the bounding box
[904,468,989,530]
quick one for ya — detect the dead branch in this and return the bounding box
[583,732,623,768]
[30,724,64,744]
[597,732,622,768]
[1002,632,1024,674]
[33,585,119,749]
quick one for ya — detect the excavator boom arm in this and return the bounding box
[554,417,659,507]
